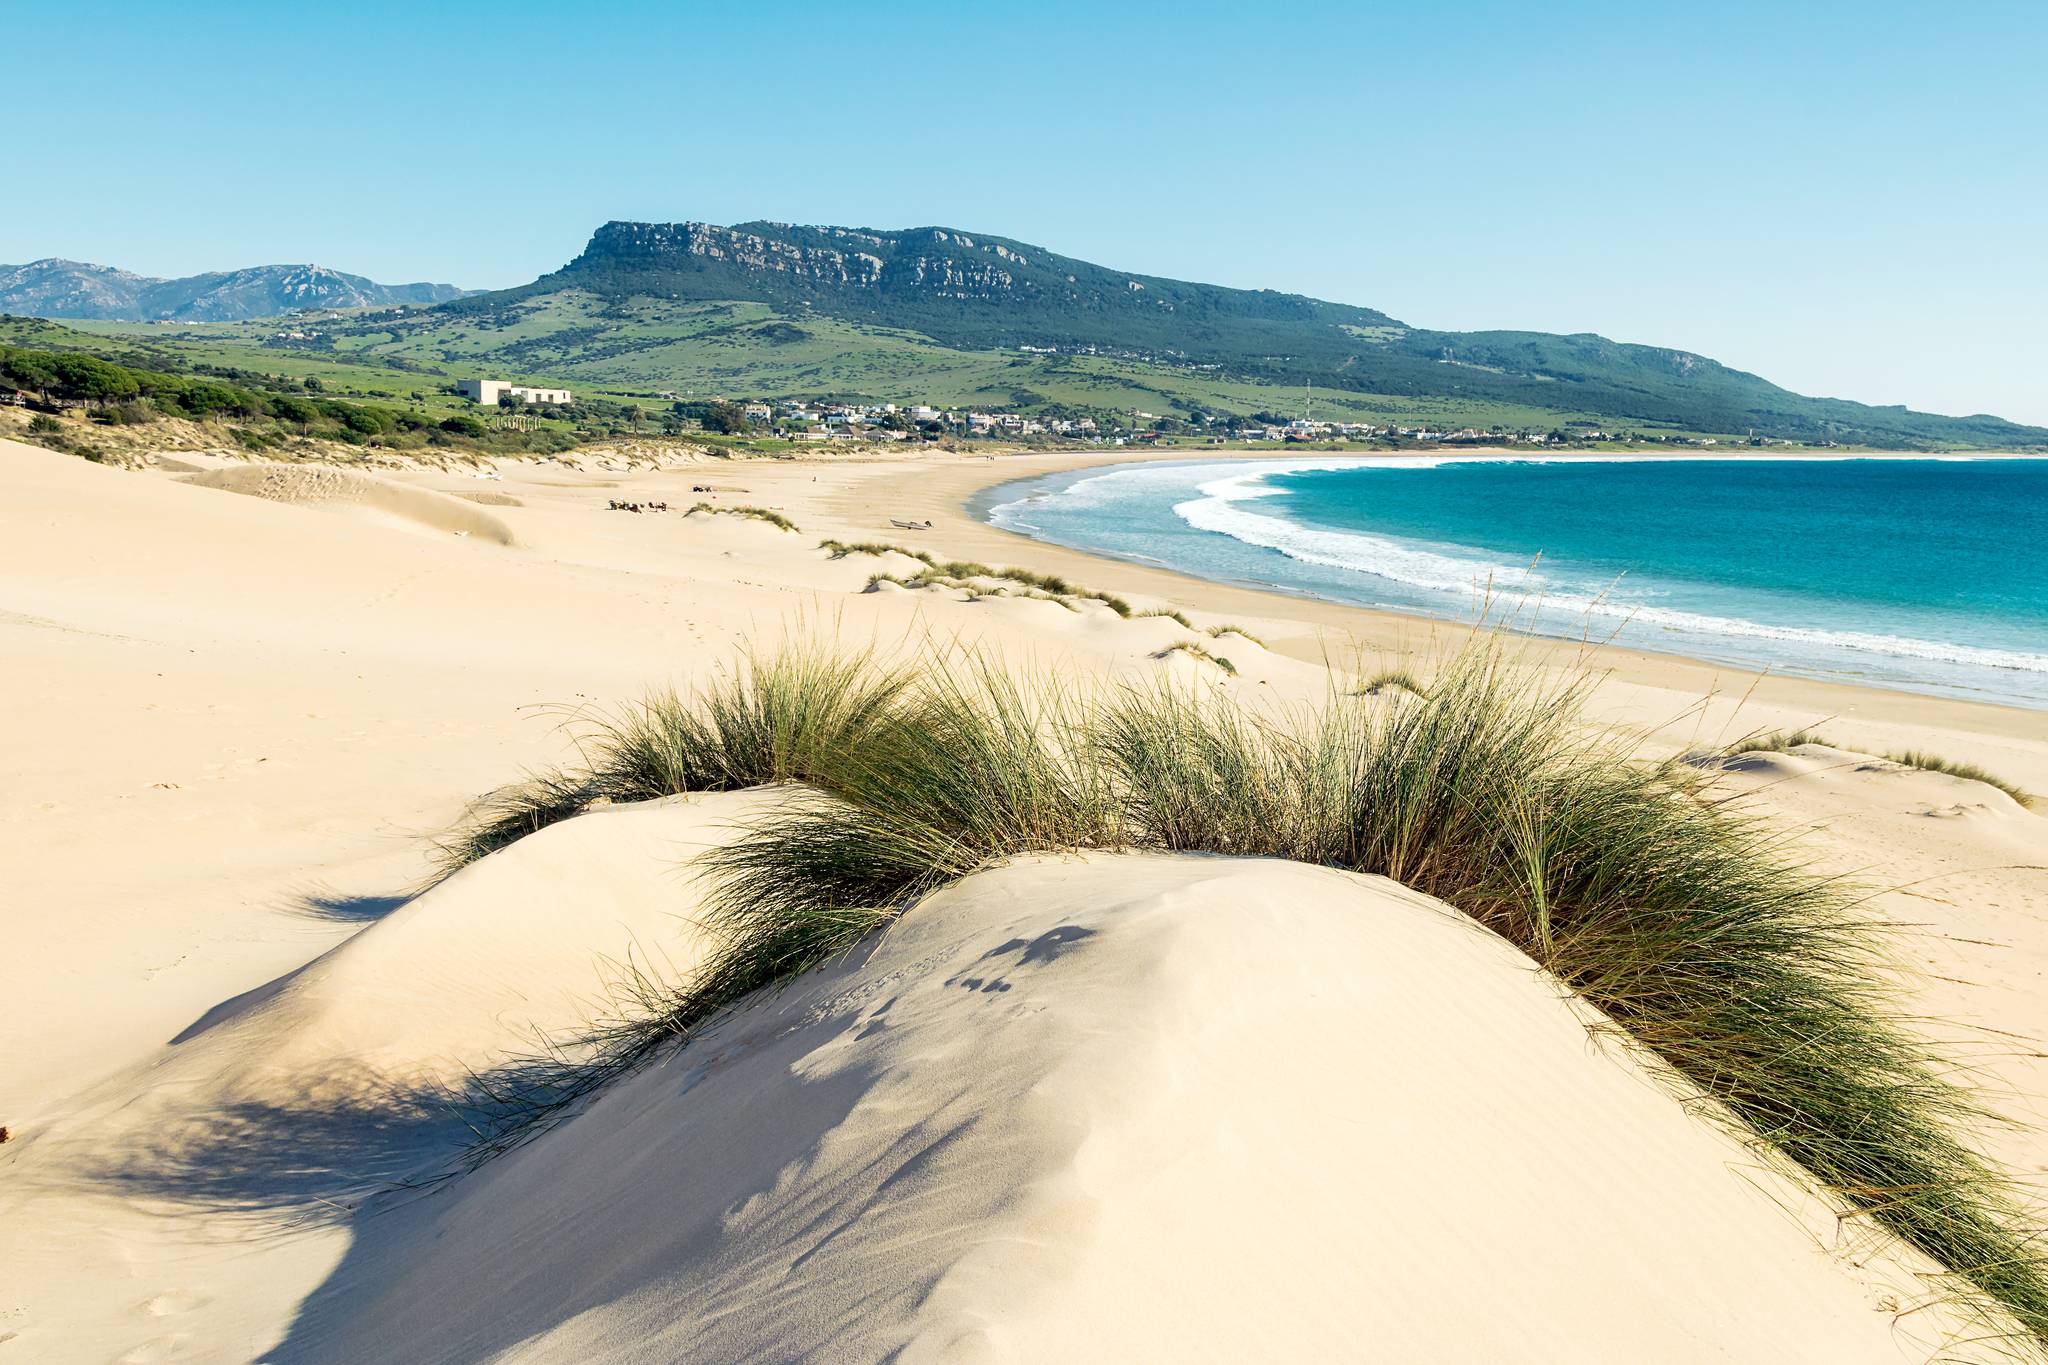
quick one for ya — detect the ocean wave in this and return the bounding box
[1169,468,2048,678]
[993,453,2041,530]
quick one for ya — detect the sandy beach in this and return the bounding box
[4,435,2045,1362]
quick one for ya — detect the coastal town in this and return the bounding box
[458,376,1774,449]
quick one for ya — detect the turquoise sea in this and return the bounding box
[976,456,2048,708]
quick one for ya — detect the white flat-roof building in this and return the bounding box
[459,379,573,406]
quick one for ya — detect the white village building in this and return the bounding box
[458,379,573,406]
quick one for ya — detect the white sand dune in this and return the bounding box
[9,801,1972,1362]
[181,465,519,543]
[4,437,2044,1361]
[275,848,1968,1364]
[3,795,761,1363]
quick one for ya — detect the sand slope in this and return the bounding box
[2,795,764,1363]
[1706,743,2048,1203]
[8,802,1973,1362]
[180,464,520,544]
[271,852,1947,1363]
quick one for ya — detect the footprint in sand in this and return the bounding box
[142,1291,209,1317]
[117,1335,191,1363]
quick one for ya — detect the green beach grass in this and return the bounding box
[688,502,800,531]
[823,538,1136,615]
[438,639,2048,1348]
[1884,749,2036,808]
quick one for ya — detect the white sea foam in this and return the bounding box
[986,459,2048,682]
[1168,465,2048,676]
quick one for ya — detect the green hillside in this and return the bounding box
[445,219,2040,448]
[56,297,1607,436]
[33,218,2048,449]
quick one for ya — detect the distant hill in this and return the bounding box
[22,221,2039,449]
[426,219,2042,448]
[0,259,470,322]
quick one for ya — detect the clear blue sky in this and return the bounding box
[13,0,2047,422]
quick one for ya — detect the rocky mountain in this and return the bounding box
[445,219,2042,448]
[0,259,469,322]
[489,219,1404,355]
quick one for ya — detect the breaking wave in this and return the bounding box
[1169,465,2048,677]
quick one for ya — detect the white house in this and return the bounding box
[459,379,573,406]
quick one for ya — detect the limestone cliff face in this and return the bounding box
[579,222,1031,299]
[562,220,1414,337]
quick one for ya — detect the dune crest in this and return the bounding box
[181,465,518,544]
[267,850,1957,1363]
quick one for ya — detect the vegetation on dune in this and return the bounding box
[1360,668,1431,699]
[1153,641,1238,675]
[1884,750,2035,808]
[1699,730,2034,807]
[430,645,907,875]
[1204,623,1266,647]
[866,571,1089,612]
[687,502,799,532]
[1717,727,1833,756]
[822,538,1135,616]
[448,660,1114,1146]
[443,639,2048,1346]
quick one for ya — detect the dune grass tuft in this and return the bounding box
[1360,667,1431,698]
[1885,749,2035,807]
[1205,623,1266,647]
[689,502,799,531]
[823,538,1134,615]
[1721,727,1832,756]
[817,538,916,560]
[447,640,2048,1345]
[429,644,908,876]
[431,767,604,873]
[1153,640,1238,675]
[865,571,1089,611]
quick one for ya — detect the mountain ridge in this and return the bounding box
[430,218,2040,448]
[0,258,470,323]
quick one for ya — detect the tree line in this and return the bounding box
[0,344,578,453]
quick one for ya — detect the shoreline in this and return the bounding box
[796,445,2048,756]
[966,449,2048,712]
